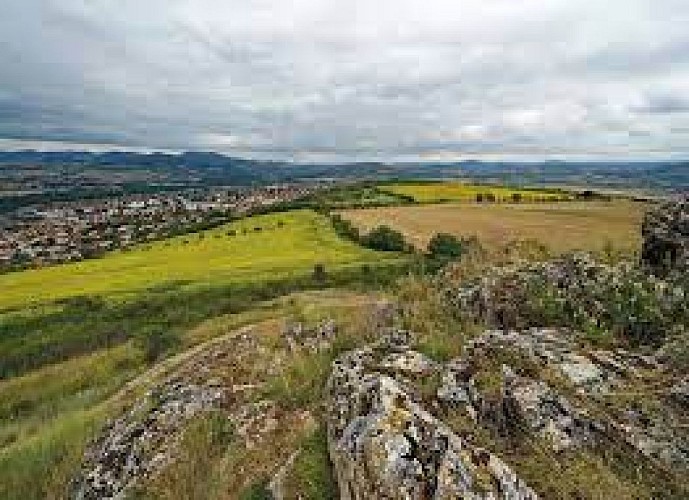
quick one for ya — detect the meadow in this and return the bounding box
[0,209,391,311]
[381,181,574,203]
[338,200,646,255]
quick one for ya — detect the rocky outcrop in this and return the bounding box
[283,319,337,352]
[642,199,689,276]
[446,253,687,347]
[437,328,689,470]
[326,331,538,499]
[73,381,224,499]
[72,326,284,499]
[326,326,689,498]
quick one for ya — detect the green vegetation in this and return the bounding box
[0,185,676,499]
[427,233,467,260]
[0,210,393,311]
[381,181,574,203]
[284,426,337,500]
[0,289,387,499]
[361,225,407,252]
[137,411,236,499]
[0,207,410,499]
[0,259,410,380]
[301,183,414,209]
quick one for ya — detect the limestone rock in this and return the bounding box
[326,333,538,500]
[73,382,224,499]
[642,199,689,277]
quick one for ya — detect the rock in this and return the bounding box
[73,382,224,499]
[503,369,594,451]
[437,359,475,408]
[558,356,605,388]
[326,336,538,499]
[642,199,689,277]
[445,252,687,348]
[283,318,337,352]
[379,350,438,376]
[670,377,689,407]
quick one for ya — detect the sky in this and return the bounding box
[1,0,688,161]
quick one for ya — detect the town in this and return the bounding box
[0,183,320,271]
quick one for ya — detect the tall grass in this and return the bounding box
[0,261,409,379]
[0,405,112,500]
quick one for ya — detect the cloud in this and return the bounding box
[0,0,688,160]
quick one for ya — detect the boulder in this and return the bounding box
[326,332,538,499]
[642,199,689,276]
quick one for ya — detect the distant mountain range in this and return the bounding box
[0,150,686,193]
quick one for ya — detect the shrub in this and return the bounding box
[363,226,406,252]
[312,263,327,283]
[136,329,180,364]
[447,255,689,347]
[428,233,465,260]
[329,214,360,242]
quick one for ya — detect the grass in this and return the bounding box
[135,411,236,500]
[0,209,394,311]
[283,426,337,500]
[0,289,387,499]
[0,404,114,500]
[0,209,406,379]
[339,200,645,255]
[381,181,573,203]
[0,342,143,448]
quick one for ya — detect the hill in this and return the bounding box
[0,210,392,311]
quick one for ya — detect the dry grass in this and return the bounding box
[339,200,646,255]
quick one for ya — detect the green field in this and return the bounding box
[381,182,573,203]
[0,210,392,311]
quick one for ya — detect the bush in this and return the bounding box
[312,263,327,283]
[329,214,360,242]
[428,233,465,260]
[363,226,406,252]
[136,329,180,364]
[447,255,689,347]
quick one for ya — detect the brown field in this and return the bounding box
[339,201,647,255]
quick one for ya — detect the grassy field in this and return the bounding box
[0,209,393,311]
[339,201,646,255]
[0,209,408,381]
[301,184,414,208]
[381,181,573,203]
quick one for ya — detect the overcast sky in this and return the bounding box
[1,0,688,161]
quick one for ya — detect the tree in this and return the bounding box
[427,233,465,259]
[312,263,327,283]
[363,226,406,252]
